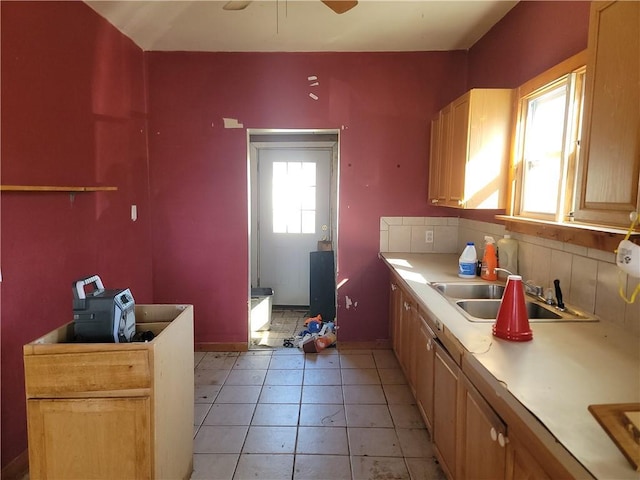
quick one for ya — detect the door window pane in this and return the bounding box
[272,161,317,234]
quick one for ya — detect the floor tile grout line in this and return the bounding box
[193,350,441,478]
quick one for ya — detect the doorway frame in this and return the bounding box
[247,129,340,346]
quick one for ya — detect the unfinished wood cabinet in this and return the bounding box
[428,109,447,205]
[415,313,436,435]
[389,275,403,355]
[457,371,556,480]
[461,355,578,480]
[574,0,640,227]
[399,291,419,393]
[505,435,551,480]
[23,304,194,480]
[428,89,513,209]
[433,341,460,479]
[458,373,508,480]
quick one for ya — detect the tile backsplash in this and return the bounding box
[380,216,640,336]
[380,217,459,254]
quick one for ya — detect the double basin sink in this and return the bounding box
[431,282,598,323]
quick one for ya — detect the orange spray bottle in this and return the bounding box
[481,236,498,281]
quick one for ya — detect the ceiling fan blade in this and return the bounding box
[321,0,358,14]
[223,1,252,11]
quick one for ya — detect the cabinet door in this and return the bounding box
[389,279,402,355]
[459,375,508,480]
[448,93,471,207]
[433,342,460,479]
[400,295,418,391]
[506,435,551,480]
[428,113,441,205]
[466,89,513,209]
[574,1,640,227]
[27,397,151,480]
[439,104,454,205]
[429,112,446,205]
[415,316,436,434]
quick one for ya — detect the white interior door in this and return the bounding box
[258,147,331,306]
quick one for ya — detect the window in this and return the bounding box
[512,51,586,222]
[272,161,316,234]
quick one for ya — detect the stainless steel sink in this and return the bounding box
[433,282,505,299]
[430,282,599,323]
[456,299,562,321]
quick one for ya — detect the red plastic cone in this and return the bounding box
[493,275,533,342]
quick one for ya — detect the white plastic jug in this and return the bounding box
[497,235,518,279]
[458,242,477,278]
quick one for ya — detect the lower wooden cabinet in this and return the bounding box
[389,278,403,356]
[433,342,460,479]
[458,370,556,480]
[458,374,508,479]
[415,314,436,434]
[23,304,194,480]
[27,397,152,479]
[386,273,573,480]
[400,295,419,392]
[506,435,552,480]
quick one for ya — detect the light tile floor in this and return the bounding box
[251,308,309,349]
[192,348,446,480]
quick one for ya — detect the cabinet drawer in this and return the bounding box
[25,350,151,397]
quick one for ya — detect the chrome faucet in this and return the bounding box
[493,268,550,304]
[523,281,545,298]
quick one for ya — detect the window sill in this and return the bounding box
[495,215,639,252]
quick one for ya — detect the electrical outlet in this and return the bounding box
[425,230,434,243]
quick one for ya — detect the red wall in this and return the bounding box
[468,1,590,89]
[0,1,152,467]
[146,51,467,346]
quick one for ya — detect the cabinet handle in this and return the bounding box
[404,302,411,311]
[426,339,432,351]
[458,199,465,206]
[498,432,508,448]
[490,427,497,442]
[431,199,439,204]
[391,284,397,291]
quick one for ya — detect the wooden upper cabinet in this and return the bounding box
[428,111,445,205]
[428,89,513,209]
[574,1,640,227]
[448,94,471,207]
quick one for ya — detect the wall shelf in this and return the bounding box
[0,185,117,192]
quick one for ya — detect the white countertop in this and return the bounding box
[381,252,640,480]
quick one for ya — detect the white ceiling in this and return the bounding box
[84,0,518,52]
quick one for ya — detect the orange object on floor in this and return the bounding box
[303,314,322,326]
